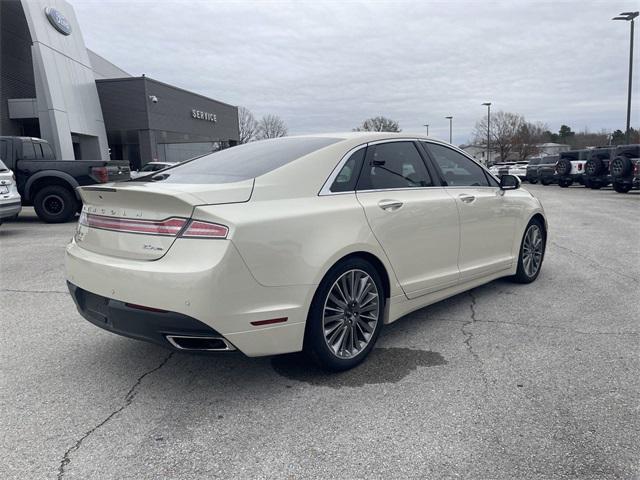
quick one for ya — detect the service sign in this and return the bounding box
[45,7,72,35]
[192,109,217,123]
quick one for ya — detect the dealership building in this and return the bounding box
[0,0,239,169]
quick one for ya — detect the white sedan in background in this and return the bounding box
[66,133,547,371]
[129,161,178,179]
[0,159,21,225]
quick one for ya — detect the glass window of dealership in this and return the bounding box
[0,0,239,169]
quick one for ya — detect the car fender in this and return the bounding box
[24,170,80,202]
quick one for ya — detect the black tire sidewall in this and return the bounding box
[512,219,546,284]
[305,258,385,371]
[33,186,77,223]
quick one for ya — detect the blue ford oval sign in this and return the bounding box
[44,7,72,35]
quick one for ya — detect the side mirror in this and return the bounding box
[500,174,520,190]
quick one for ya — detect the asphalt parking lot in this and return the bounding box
[1,184,638,479]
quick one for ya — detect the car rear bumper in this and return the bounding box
[0,200,21,220]
[65,238,313,356]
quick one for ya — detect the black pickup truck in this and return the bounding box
[0,136,130,223]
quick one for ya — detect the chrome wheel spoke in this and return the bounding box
[522,225,543,277]
[322,269,380,359]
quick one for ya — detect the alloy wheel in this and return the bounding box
[322,269,379,359]
[522,225,543,278]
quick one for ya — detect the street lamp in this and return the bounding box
[612,11,638,144]
[482,102,491,164]
[423,123,429,136]
[445,116,453,143]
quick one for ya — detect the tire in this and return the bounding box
[33,185,78,223]
[304,257,385,371]
[556,159,572,176]
[528,178,538,184]
[510,218,546,284]
[613,182,632,194]
[558,179,572,188]
[589,181,602,190]
[585,158,603,176]
[610,156,632,178]
[541,178,551,186]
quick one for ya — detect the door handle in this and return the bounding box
[378,199,403,211]
[459,194,476,204]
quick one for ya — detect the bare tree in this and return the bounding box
[354,116,401,132]
[238,106,258,144]
[515,121,548,160]
[257,114,288,139]
[472,111,523,162]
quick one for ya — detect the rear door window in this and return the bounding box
[357,142,432,190]
[22,141,36,160]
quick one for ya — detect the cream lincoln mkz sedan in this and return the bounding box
[66,133,547,371]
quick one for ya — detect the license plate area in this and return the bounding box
[0,186,8,194]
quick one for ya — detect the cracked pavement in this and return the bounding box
[1,185,639,479]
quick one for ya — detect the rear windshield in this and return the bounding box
[528,158,541,165]
[147,137,342,184]
[541,156,558,165]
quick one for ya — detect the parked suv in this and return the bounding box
[0,159,22,225]
[610,144,640,194]
[555,149,589,187]
[583,147,615,189]
[536,156,560,185]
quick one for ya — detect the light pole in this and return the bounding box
[423,123,429,136]
[613,11,638,144]
[445,116,453,143]
[482,102,491,164]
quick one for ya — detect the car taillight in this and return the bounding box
[78,212,229,238]
[91,166,109,183]
[180,220,229,239]
[578,163,583,171]
[634,163,639,175]
[79,212,187,235]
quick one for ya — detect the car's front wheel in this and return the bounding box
[510,219,546,284]
[305,258,385,371]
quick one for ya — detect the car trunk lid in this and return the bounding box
[75,180,253,260]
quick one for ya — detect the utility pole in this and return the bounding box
[445,116,453,144]
[482,102,491,164]
[613,11,638,144]
[423,123,429,136]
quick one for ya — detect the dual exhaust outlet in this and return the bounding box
[165,335,236,352]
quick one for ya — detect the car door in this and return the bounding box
[422,142,520,282]
[355,140,460,299]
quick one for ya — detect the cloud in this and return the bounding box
[72,0,639,144]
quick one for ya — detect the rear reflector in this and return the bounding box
[250,317,288,326]
[181,220,228,239]
[80,212,187,236]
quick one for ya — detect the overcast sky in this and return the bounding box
[71,0,639,145]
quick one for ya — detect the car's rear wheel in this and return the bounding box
[33,185,78,223]
[305,258,384,371]
[510,219,546,284]
[541,178,551,186]
[558,179,572,188]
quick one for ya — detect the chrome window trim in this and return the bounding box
[318,137,500,196]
